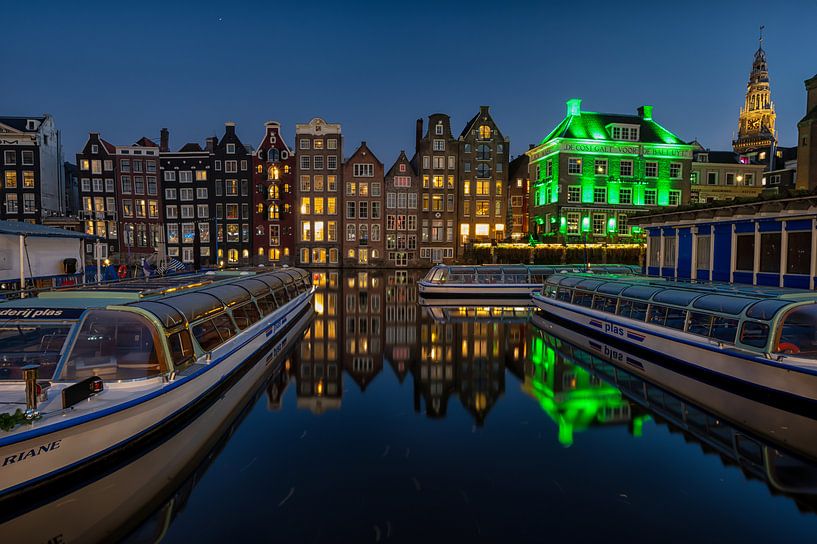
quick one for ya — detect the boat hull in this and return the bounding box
[531,292,817,404]
[418,282,537,305]
[0,288,314,499]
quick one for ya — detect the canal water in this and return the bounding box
[9,269,817,543]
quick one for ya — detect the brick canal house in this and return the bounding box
[160,130,215,268]
[116,137,162,265]
[295,118,343,267]
[526,99,694,244]
[457,106,509,247]
[416,114,459,264]
[0,114,64,223]
[212,122,253,267]
[253,121,295,265]
[342,142,385,267]
[384,151,421,267]
[76,133,119,260]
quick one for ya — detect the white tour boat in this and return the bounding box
[532,273,817,403]
[0,268,315,500]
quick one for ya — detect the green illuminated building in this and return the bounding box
[525,99,694,243]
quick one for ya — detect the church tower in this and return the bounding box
[733,29,776,154]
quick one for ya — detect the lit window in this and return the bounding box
[568,158,582,175]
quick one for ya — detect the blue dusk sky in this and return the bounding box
[3,0,817,163]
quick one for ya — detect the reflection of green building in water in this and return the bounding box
[523,334,637,446]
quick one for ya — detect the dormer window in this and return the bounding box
[435,123,444,136]
[697,153,709,163]
[91,144,99,154]
[609,124,640,141]
[26,120,36,130]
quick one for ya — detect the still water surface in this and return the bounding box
[11,269,817,543]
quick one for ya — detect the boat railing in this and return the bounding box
[424,264,640,286]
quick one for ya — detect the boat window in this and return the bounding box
[711,316,738,343]
[232,303,262,330]
[739,321,769,349]
[687,313,713,336]
[431,268,446,282]
[647,305,668,326]
[665,307,687,330]
[557,276,585,288]
[592,295,618,314]
[776,305,817,358]
[168,330,195,368]
[653,289,701,307]
[746,299,791,321]
[692,295,758,315]
[596,283,629,296]
[256,294,278,315]
[61,310,165,381]
[622,285,663,301]
[191,314,236,352]
[275,287,290,304]
[573,290,594,308]
[0,323,73,380]
[617,299,648,321]
[556,287,573,302]
[530,274,548,285]
[480,269,503,283]
[576,279,605,291]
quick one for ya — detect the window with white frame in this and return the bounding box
[568,158,582,175]
[353,164,374,177]
[610,125,640,141]
[669,190,681,206]
[644,189,657,205]
[594,159,608,175]
[645,162,658,177]
[620,160,633,177]
[593,187,607,203]
[567,186,581,203]
[670,163,682,179]
[619,187,632,204]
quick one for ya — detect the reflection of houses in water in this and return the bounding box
[294,271,342,413]
[266,355,293,411]
[342,271,384,391]
[412,307,522,425]
[384,270,418,383]
[524,334,635,446]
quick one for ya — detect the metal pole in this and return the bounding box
[19,235,25,298]
[96,240,102,284]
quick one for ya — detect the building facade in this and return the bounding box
[160,131,215,268]
[116,138,162,264]
[1,115,64,223]
[526,99,694,243]
[797,73,817,191]
[253,121,295,265]
[733,36,777,155]
[295,118,342,267]
[457,106,509,246]
[508,154,530,240]
[77,133,119,259]
[416,114,459,264]
[690,149,765,203]
[384,151,421,267]
[212,123,253,266]
[342,142,384,267]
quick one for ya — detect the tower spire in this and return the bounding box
[759,25,764,50]
[733,31,776,155]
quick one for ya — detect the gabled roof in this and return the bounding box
[0,116,46,132]
[385,150,416,178]
[135,137,158,148]
[346,141,383,166]
[99,138,116,153]
[178,143,203,152]
[540,105,687,146]
[459,111,481,138]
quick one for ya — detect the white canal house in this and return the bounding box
[634,196,817,290]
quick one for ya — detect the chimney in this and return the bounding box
[638,105,653,120]
[415,118,423,152]
[528,143,535,150]
[225,121,236,136]
[480,105,489,115]
[566,98,582,117]
[806,74,817,117]
[205,137,217,153]
[160,128,169,152]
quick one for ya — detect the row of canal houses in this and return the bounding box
[76,108,521,269]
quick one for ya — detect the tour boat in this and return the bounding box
[0,303,312,541]
[531,273,817,404]
[529,315,817,501]
[0,268,315,500]
[418,263,639,305]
